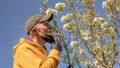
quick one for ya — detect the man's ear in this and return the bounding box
[29,28,36,39]
[31,27,38,33]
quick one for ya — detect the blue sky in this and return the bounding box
[1,0,119,68]
[0,0,66,68]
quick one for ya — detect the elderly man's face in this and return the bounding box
[35,21,53,38]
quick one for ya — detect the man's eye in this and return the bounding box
[45,24,49,26]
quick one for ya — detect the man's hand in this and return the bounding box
[51,39,62,52]
[43,33,62,52]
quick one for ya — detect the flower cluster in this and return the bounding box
[61,13,73,22]
[63,23,72,31]
[93,17,105,23]
[66,0,73,6]
[102,0,120,12]
[46,8,58,15]
[107,27,116,36]
[102,0,114,9]
[75,10,81,20]
[93,17,107,31]
[102,1,108,9]
[55,2,66,11]
[41,0,120,67]
[79,49,85,55]
[43,0,48,6]
[70,41,78,46]
[81,30,91,41]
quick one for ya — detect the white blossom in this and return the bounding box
[117,6,120,12]
[94,59,98,66]
[46,8,58,15]
[61,13,73,22]
[102,1,107,8]
[81,30,90,36]
[83,36,89,41]
[66,13,73,18]
[93,17,105,23]
[101,22,107,29]
[98,17,105,22]
[93,17,98,22]
[63,23,71,31]
[61,15,66,22]
[70,41,78,46]
[79,49,85,54]
[55,2,66,11]
[97,65,101,68]
[108,27,114,32]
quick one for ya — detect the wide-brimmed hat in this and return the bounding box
[25,13,53,34]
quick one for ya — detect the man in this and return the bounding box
[13,13,62,68]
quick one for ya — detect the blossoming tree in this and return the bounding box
[40,0,120,68]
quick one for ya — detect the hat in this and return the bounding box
[25,14,53,34]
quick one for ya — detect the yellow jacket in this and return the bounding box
[13,38,60,68]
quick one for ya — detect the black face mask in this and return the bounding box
[41,34,55,43]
